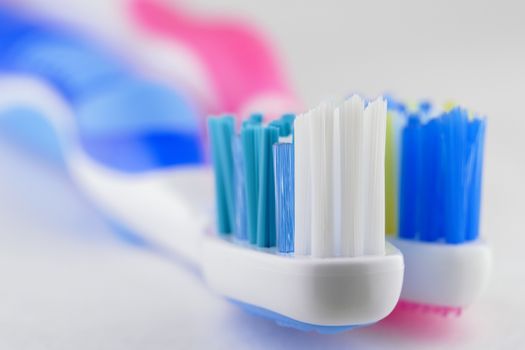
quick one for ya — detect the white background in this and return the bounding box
[1,0,524,348]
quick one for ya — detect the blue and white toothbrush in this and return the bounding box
[0,9,404,333]
[385,99,491,316]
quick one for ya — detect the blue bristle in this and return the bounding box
[419,118,444,241]
[399,116,421,240]
[419,100,432,114]
[233,135,248,240]
[273,143,294,253]
[397,103,486,244]
[442,108,468,243]
[256,127,279,247]
[465,118,485,241]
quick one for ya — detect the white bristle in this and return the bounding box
[309,103,336,257]
[293,113,311,255]
[332,108,341,256]
[308,105,324,257]
[363,98,387,255]
[293,96,386,258]
[339,95,365,257]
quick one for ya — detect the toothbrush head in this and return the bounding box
[202,235,403,333]
[391,237,491,313]
[385,98,490,313]
[206,96,404,331]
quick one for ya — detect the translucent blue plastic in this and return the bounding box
[0,106,64,164]
[273,143,294,253]
[229,299,365,334]
[0,8,203,172]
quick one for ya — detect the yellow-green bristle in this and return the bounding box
[385,111,398,237]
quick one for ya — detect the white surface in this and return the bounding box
[0,140,521,349]
[391,238,491,308]
[1,0,525,348]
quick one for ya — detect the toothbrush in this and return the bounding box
[128,0,299,117]
[4,0,299,122]
[0,76,403,333]
[206,96,404,332]
[0,78,404,333]
[0,10,403,333]
[385,98,491,316]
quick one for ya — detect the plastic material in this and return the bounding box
[203,236,404,326]
[390,237,491,308]
[0,8,203,172]
[0,76,405,330]
[130,0,298,117]
[230,299,366,334]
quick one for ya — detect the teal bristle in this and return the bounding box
[268,120,284,135]
[209,113,295,248]
[256,126,279,247]
[241,125,261,244]
[233,135,247,240]
[208,116,236,234]
[249,113,264,124]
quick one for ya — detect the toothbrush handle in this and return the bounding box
[0,75,209,266]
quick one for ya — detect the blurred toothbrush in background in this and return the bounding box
[0,0,492,331]
[385,98,491,317]
[0,7,203,171]
[0,0,298,264]
[3,0,299,120]
[129,0,298,117]
[0,7,211,259]
[0,6,402,333]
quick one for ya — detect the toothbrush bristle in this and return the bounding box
[273,143,294,253]
[294,96,387,257]
[387,98,486,244]
[209,95,388,258]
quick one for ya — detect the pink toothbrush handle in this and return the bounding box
[129,0,299,118]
